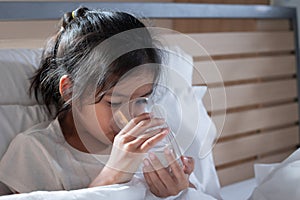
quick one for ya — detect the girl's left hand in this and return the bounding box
[143,149,195,198]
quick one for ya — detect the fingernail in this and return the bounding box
[161,131,167,136]
[143,159,150,167]
[149,152,156,161]
[183,157,189,164]
[162,128,169,135]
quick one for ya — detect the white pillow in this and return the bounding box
[0,49,51,160]
[249,149,300,200]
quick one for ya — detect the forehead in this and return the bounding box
[107,68,155,99]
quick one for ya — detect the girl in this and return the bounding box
[0,7,195,198]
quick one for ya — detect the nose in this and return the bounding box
[131,98,151,117]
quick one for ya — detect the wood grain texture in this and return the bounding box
[213,103,298,137]
[163,32,294,57]
[213,126,299,166]
[256,19,290,31]
[192,55,296,85]
[203,79,297,111]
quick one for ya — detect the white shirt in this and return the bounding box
[0,118,109,193]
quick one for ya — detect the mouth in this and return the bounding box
[110,123,121,137]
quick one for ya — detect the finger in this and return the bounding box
[143,172,161,196]
[181,156,194,175]
[164,148,186,181]
[119,113,151,135]
[143,159,166,191]
[138,127,168,139]
[143,164,156,191]
[148,153,175,186]
[128,117,166,138]
[139,129,169,152]
[148,154,182,195]
[126,128,168,148]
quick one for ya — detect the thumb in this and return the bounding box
[181,156,194,175]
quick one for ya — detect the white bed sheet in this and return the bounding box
[220,178,256,200]
[0,175,219,200]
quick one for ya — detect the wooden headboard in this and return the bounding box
[0,2,299,186]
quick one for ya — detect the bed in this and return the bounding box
[0,1,299,200]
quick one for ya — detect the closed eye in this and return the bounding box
[140,89,153,98]
[107,101,122,108]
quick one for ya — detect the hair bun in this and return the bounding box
[61,7,89,30]
[72,7,89,19]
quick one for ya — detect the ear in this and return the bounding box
[59,75,72,102]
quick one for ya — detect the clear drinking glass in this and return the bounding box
[111,97,182,168]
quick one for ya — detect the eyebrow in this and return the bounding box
[106,89,153,98]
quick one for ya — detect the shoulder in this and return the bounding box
[18,118,63,141]
[0,119,66,193]
[2,118,66,170]
[11,118,65,151]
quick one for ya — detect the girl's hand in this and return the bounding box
[143,149,195,198]
[90,113,169,187]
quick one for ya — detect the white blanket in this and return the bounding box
[0,175,217,200]
[249,148,300,200]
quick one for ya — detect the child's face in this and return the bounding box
[73,68,155,147]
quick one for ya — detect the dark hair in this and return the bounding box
[30,7,162,117]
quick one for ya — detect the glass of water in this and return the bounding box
[111,97,182,168]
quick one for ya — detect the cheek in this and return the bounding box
[76,102,115,144]
[94,103,113,134]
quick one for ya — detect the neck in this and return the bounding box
[58,110,110,154]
